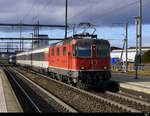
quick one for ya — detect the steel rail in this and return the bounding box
[112,78,150,89]
[19,68,141,113]
[106,91,150,107]
[3,67,41,113]
[10,67,78,113]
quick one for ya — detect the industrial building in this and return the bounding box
[33,35,49,48]
[111,47,150,63]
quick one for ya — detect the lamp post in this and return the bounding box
[30,33,33,50]
[65,0,68,39]
[125,23,128,72]
[29,33,33,68]
[139,0,142,64]
[133,16,140,79]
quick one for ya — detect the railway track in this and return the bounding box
[9,66,145,112]
[3,66,42,113]
[119,87,150,103]
[3,66,77,113]
[112,78,150,89]
[91,90,150,113]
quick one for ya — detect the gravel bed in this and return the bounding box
[13,67,132,112]
[92,91,150,113]
[120,87,150,103]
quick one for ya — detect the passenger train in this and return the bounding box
[9,33,119,91]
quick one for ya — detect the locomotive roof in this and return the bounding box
[50,38,110,47]
[15,38,110,56]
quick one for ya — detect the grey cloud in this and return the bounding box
[0,0,149,32]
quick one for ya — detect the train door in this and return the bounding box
[48,48,51,66]
[68,44,72,69]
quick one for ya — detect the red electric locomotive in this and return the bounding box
[48,34,111,89]
[9,32,119,91]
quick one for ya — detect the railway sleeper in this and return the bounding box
[17,66,115,92]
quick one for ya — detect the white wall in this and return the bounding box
[111,49,150,62]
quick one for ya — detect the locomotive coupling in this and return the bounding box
[107,80,120,92]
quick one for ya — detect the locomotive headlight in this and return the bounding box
[80,66,85,70]
[104,66,108,70]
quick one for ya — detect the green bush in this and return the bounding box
[142,50,150,63]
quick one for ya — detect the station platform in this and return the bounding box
[111,72,150,94]
[0,68,23,112]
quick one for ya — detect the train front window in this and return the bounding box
[78,45,91,57]
[96,45,110,58]
[72,45,77,57]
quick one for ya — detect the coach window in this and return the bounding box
[23,55,25,60]
[21,55,23,60]
[63,47,66,56]
[35,53,38,60]
[46,53,49,60]
[29,54,31,60]
[57,48,59,56]
[41,52,44,61]
[52,48,54,56]
[37,53,40,60]
[37,53,40,61]
[32,53,35,60]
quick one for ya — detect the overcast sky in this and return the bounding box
[0,0,150,48]
[0,0,149,25]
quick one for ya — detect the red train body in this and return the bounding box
[49,39,111,70]
[9,36,112,90]
[48,38,111,89]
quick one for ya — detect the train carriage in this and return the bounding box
[16,46,49,73]
[8,34,118,91]
[16,51,32,66]
[8,55,16,65]
[30,46,49,72]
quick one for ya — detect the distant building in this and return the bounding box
[111,47,150,62]
[111,46,122,51]
[33,35,49,48]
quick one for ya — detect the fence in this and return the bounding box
[111,63,150,71]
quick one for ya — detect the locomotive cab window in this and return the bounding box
[78,45,91,57]
[96,45,110,58]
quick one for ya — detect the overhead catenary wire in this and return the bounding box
[68,0,138,25]
[32,0,54,23]
[21,1,36,22]
[89,0,139,25]
[68,0,93,22]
